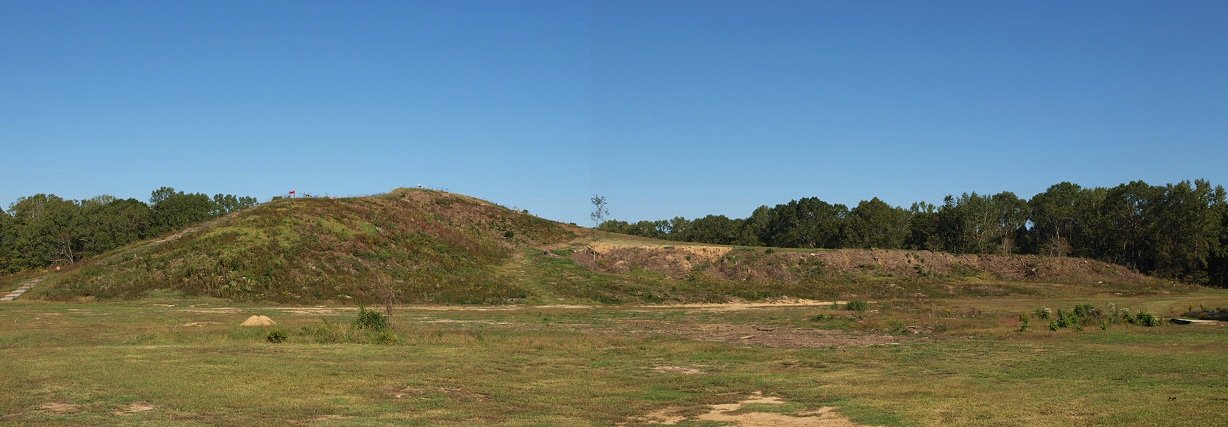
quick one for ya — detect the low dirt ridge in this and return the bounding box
[575,244,1156,287]
[34,189,1168,304]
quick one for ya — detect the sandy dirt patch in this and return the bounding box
[652,365,703,375]
[181,321,217,327]
[114,402,154,415]
[627,392,863,426]
[642,298,843,312]
[38,402,80,414]
[391,386,489,401]
[625,321,896,348]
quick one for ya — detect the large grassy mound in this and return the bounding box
[45,189,575,303]
[34,189,1177,305]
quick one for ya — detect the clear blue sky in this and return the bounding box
[3,1,1226,225]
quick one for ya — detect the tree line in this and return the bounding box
[597,180,1228,286]
[0,187,258,272]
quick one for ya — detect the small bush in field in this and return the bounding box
[1017,314,1030,332]
[1133,312,1160,327]
[845,300,868,312]
[266,329,288,343]
[354,307,389,331]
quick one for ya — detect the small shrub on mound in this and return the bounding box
[845,300,868,312]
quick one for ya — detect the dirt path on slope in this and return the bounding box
[1,277,46,302]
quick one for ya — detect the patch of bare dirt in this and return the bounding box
[274,307,350,316]
[652,365,703,375]
[114,402,154,415]
[178,307,243,314]
[643,297,841,311]
[626,392,863,426]
[391,386,489,401]
[38,402,80,414]
[624,321,896,348]
[629,407,686,425]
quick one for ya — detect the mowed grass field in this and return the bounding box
[1,285,1226,426]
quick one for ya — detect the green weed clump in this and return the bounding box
[266,329,288,343]
[845,300,868,312]
[1039,303,1162,331]
[354,307,389,331]
[299,316,399,345]
[1130,312,1160,327]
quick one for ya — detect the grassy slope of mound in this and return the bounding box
[35,189,1183,305]
[43,189,575,303]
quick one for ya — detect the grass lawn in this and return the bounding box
[1,287,1226,426]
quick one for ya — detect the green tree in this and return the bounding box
[667,216,691,241]
[1097,181,1161,269]
[149,186,178,206]
[906,201,939,250]
[768,197,847,248]
[595,219,631,234]
[991,192,1030,254]
[932,192,1026,254]
[1208,204,1228,286]
[1146,180,1225,281]
[8,194,84,267]
[843,198,911,249]
[684,215,741,244]
[0,209,13,272]
[1029,182,1085,255]
[149,188,214,236]
[734,206,772,246]
[210,194,259,216]
[80,198,151,255]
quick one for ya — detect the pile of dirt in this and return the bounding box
[240,315,275,327]
[574,244,731,279]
